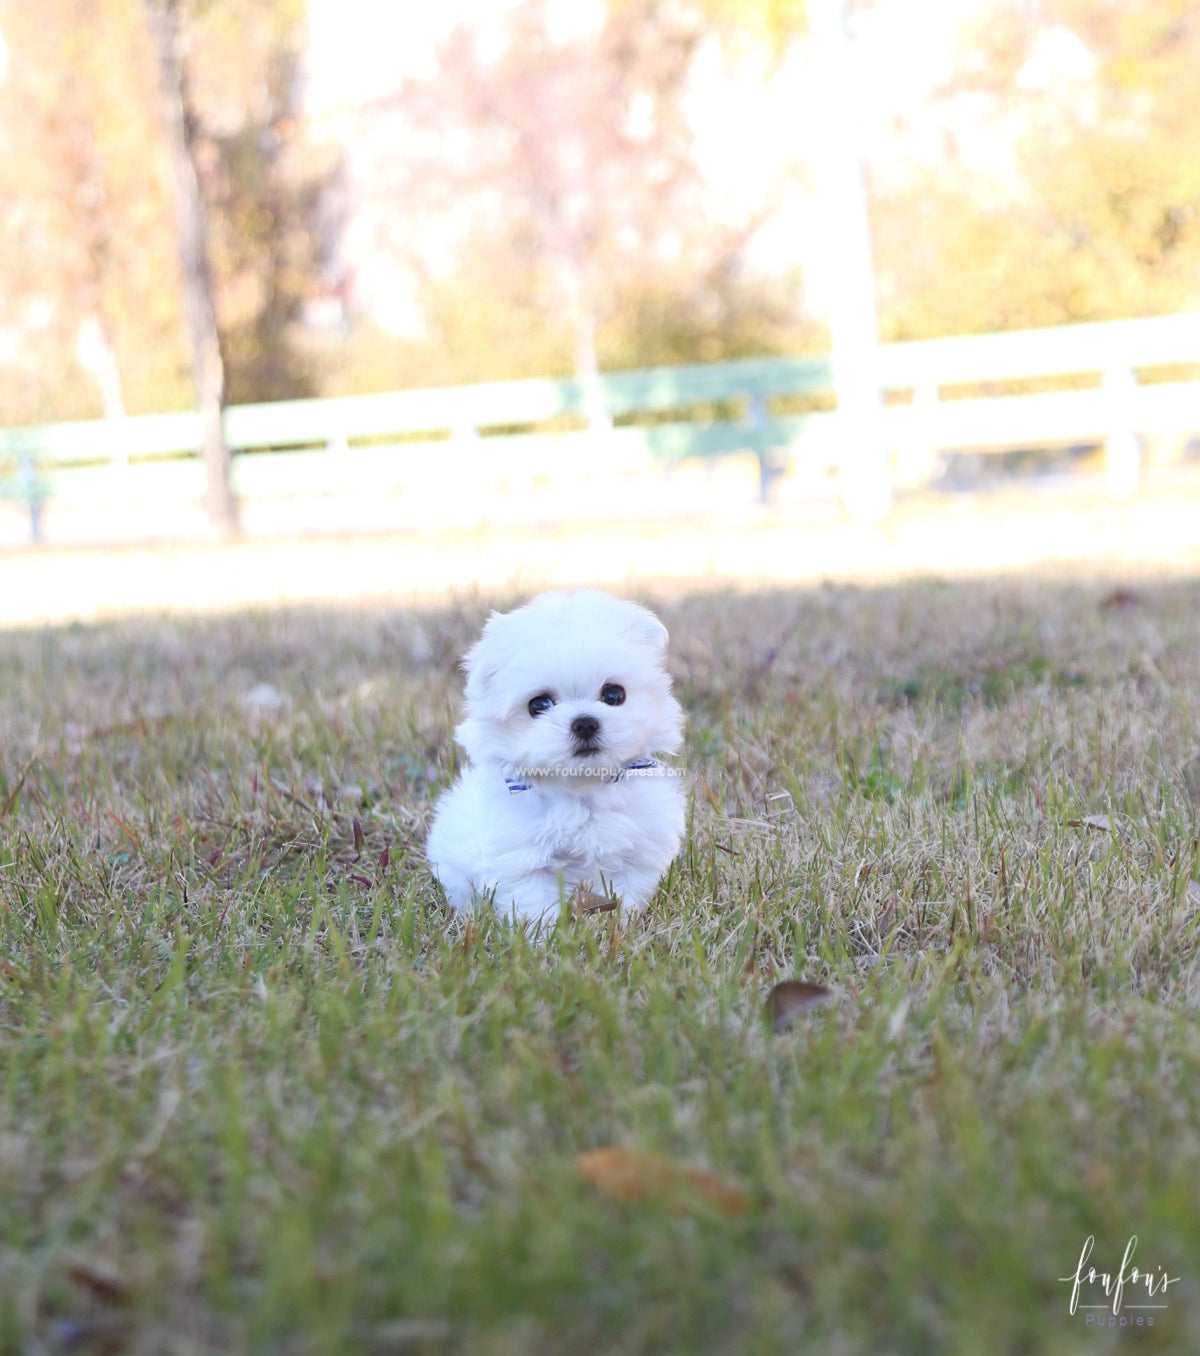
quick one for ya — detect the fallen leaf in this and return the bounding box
[575,1146,750,1216]
[766,979,833,1033]
[65,1256,131,1306]
[575,886,618,914]
[1100,587,1143,611]
[352,817,365,854]
[1067,813,1127,836]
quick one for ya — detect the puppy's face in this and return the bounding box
[455,590,684,778]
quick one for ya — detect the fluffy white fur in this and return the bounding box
[426,590,686,921]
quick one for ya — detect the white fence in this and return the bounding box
[2,312,1199,544]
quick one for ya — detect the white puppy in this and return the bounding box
[426,590,686,921]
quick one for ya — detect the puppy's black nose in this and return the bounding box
[571,714,601,742]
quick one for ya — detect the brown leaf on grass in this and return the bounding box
[766,980,833,1033]
[1067,813,1129,837]
[378,844,390,873]
[575,1146,750,1216]
[352,817,365,855]
[1100,587,1143,611]
[65,1255,131,1306]
[575,886,618,914]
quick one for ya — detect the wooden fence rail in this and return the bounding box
[2,311,1199,543]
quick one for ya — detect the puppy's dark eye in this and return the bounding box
[528,693,556,717]
[600,684,626,707]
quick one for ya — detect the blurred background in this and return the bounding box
[1,0,1199,616]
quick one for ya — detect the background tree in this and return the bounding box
[0,0,326,420]
[145,0,238,536]
[4,0,1200,432]
[0,0,190,423]
[386,1,704,379]
[183,0,328,404]
[870,0,1200,338]
[340,0,817,386]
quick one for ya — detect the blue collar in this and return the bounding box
[505,757,660,794]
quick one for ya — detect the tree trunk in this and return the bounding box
[144,0,239,536]
[561,263,610,431]
[77,314,127,423]
[574,296,599,382]
[807,0,891,522]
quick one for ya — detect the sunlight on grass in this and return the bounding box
[1,577,1198,1352]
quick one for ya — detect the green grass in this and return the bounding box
[2,577,1199,1353]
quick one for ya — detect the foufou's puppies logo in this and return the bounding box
[1059,1235,1179,1325]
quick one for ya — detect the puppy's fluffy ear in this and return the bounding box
[621,602,669,655]
[462,610,514,706]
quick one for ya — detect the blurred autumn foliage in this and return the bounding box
[873,0,1200,338]
[0,0,325,424]
[0,0,1198,425]
[0,0,187,422]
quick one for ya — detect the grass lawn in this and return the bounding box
[1,574,1198,1353]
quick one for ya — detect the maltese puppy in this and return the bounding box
[426,589,686,921]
